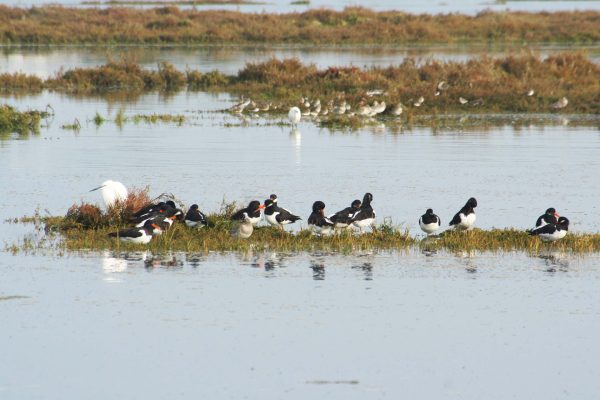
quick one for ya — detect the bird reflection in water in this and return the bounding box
[310,260,326,281]
[144,254,183,270]
[455,250,477,275]
[290,128,301,165]
[351,262,373,281]
[185,253,207,268]
[248,252,288,273]
[538,251,569,273]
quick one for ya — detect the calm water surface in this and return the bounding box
[2,45,600,78]
[2,250,600,399]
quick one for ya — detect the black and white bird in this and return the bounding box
[352,193,376,232]
[185,204,208,228]
[108,220,157,244]
[529,217,569,242]
[419,208,441,235]
[131,200,176,225]
[231,200,264,226]
[144,208,184,235]
[449,197,477,230]
[308,201,334,236]
[330,199,361,229]
[131,201,166,220]
[535,207,559,228]
[264,198,301,229]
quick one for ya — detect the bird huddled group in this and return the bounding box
[106,190,570,245]
[230,86,569,128]
[108,200,207,244]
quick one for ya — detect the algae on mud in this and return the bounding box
[1,6,599,45]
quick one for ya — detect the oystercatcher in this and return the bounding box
[535,208,559,228]
[231,201,264,226]
[308,201,334,236]
[264,198,301,229]
[352,193,376,232]
[419,208,441,235]
[185,204,208,228]
[449,197,477,230]
[529,217,569,242]
[108,220,157,244]
[330,199,361,229]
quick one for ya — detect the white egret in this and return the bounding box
[90,180,128,208]
[288,107,301,126]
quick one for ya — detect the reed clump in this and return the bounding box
[0,104,48,136]
[62,188,151,229]
[1,6,599,45]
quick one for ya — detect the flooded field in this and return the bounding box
[2,32,600,398]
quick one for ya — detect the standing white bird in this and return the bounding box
[90,180,128,208]
[288,107,301,126]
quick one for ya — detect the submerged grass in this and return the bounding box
[1,6,599,45]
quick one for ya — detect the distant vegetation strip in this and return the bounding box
[1,54,599,116]
[81,0,262,5]
[1,6,599,45]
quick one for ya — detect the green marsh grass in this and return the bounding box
[0,104,49,137]
[12,209,600,255]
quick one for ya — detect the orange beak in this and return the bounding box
[555,212,560,218]
[259,204,265,209]
[151,223,159,229]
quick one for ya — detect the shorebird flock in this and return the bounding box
[94,182,570,245]
[227,85,569,124]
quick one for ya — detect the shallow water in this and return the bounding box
[2,45,600,78]
[2,249,600,399]
[4,0,600,14]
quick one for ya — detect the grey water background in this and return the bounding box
[1,34,600,400]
